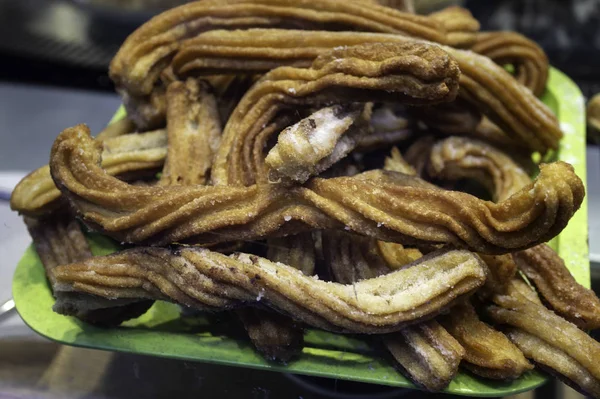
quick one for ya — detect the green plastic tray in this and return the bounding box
[13,67,588,397]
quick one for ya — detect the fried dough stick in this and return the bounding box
[439,302,532,379]
[427,137,600,328]
[50,247,486,334]
[173,29,561,153]
[24,212,152,326]
[487,279,600,398]
[208,41,460,185]
[322,230,463,391]
[159,78,222,186]
[12,128,167,216]
[49,125,584,252]
[110,0,447,99]
[513,245,600,330]
[470,31,549,97]
[428,6,480,48]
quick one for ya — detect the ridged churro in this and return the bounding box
[440,301,531,379]
[172,28,560,153]
[322,230,463,390]
[428,6,480,48]
[11,129,167,216]
[51,247,486,334]
[470,31,549,97]
[159,79,221,186]
[50,126,584,252]
[513,244,600,330]
[25,213,152,326]
[487,279,600,398]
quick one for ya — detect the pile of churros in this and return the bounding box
[10,0,600,395]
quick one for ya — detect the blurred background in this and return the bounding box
[0,1,598,398]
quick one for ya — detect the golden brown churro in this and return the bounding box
[440,301,531,379]
[322,230,463,390]
[383,321,464,391]
[11,129,167,216]
[159,79,221,186]
[50,126,584,252]
[51,247,486,333]
[513,244,600,330]
[487,280,600,398]
[173,28,560,153]
[110,0,446,96]
[428,6,480,48]
[24,213,153,326]
[470,32,549,97]
[428,136,532,202]
[212,41,460,186]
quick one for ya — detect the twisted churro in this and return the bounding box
[428,6,480,48]
[50,247,486,333]
[25,212,153,326]
[265,104,365,184]
[173,28,561,153]
[428,136,532,202]
[322,230,463,390]
[110,0,446,97]
[426,136,600,326]
[383,321,464,391]
[159,79,221,186]
[440,301,532,380]
[11,129,167,216]
[470,32,549,97]
[211,41,460,185]
[50,126,583,252]
[513,244,600,330]
[487,279,600,398]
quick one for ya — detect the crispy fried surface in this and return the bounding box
[110,0,446,97]
[24,213,152,326]
[322,230,463,390]
[470,31,549,97]
[50,247,485,334]
[487,279,600,398]
[440,301,531,379]
[513,244,600,330]
[211,41,459,185]
[172,28,560,153]
[50,126,583,252]
[428,136,532,202]
[384,321,464,391]
[159,79,221,186]
[11,129,167,216]
[428,6,480,48]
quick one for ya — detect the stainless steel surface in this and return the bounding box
[0,299,16,321]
